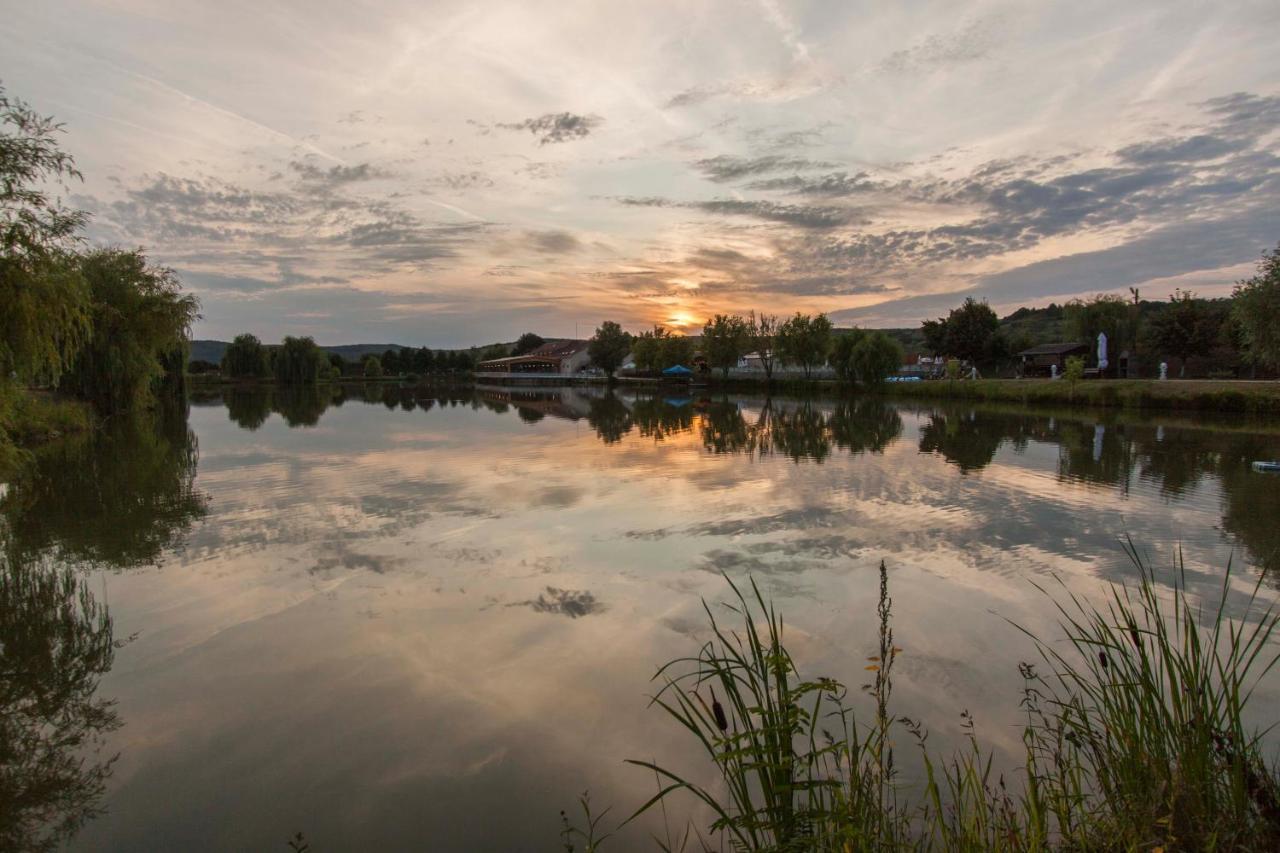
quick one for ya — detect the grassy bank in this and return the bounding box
[878,378,1280,414]
[0,388,93,478]
[564,550,1280,851]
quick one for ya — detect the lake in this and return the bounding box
[4,383,1279,850]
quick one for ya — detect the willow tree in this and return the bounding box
[0,85,91,388]
[274,336,328,384]
[221,333,271,379]
[59,249,200,413]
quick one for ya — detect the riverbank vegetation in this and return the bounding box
[568,552,1280,850]
[1,85,199,473]
[881,377,1280,415]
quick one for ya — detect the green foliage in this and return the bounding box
[776,313,833,379]
[513,332,546,356]
[381,348,401,375]
[631,326,676,373]
[1233,242,1280,372]
[830,328,866,381]
[1064,294,1139,361]
[362,354,383,378]
[221,333,270,379]
[1144,290,1222,377]
[1063,355,1085,384]
[702,314,751,379]
[626,551,1280,851]
[411,347,434,373]
[945,358,961,380]
[273,336,328,385]
[0,87,92,386]
[660,334,695,370]
[59,249,200,413]
[850,331,904,386]
[588,321,632,378]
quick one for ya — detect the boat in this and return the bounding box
[1252,461,1280,473]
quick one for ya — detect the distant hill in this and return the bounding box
[191,340,418,365]
[188,339,516,365]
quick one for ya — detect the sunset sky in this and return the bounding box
[6,0,1279,346]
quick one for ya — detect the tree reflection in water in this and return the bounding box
[0,554,121,852]
[0,401,207,571]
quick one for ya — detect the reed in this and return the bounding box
[604,546,1280,851]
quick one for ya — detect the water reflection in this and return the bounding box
[0,403,207,571]
[0,554,121,852]
[192,384,1279,578]
[6,383,1275,850]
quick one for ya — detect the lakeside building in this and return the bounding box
[1018,342,1089,377]
[476,340,592,376]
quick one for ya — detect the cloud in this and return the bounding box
[616,195,858,229]
[693,154,838,183]
[523,229,581,254]
[878,18,999,74]
[288,160,392,189]
[496,112,602,145]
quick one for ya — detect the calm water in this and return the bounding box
[3,384,1279,851]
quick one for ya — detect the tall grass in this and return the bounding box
[610,548,1280,851]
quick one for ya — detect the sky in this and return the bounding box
[4,0,1279,347]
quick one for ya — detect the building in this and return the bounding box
[475,339,593,375]
[1017,342,1089,377]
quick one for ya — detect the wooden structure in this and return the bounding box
[1017,342,1089,378]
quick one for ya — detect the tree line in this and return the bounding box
[586,313,905,385]
[920,252,1280,378]
[214,334,484,383]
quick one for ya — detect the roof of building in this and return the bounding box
[527,339,589,358]
[476,339,590,368]
[1018,342,1088,356]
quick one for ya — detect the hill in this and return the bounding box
[191,340,418,365]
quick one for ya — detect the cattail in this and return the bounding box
[711,686,729,732]
[1099,650,1109,670]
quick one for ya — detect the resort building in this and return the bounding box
[476,339,592,376]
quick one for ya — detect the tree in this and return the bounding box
[412,346,434,374]
[631,326,669,373]
[942,297,1001,367]
[512,333,545,356]
[702,314,750,380]
[776,313,833,379]
[849,331,904,386]
[60,249,200,413]
[659,334,695,370]
[1064,355,1085,398]
[588,321,632,380]
[0,86,92,387]
[362,355,383,378]
[381,348,401,375]
[921,318,949,358]
[747,312,780,382]
[274,336,328,384]
[1064,294,1137,364]
[221,333,270,379]
[1232,242,1280,372]
[1145,290,1220,377]
[830,329,867,382]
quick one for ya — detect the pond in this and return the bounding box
[3,384,1279,850]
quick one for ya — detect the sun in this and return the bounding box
[667,312,699,330]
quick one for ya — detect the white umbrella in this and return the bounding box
[1097,332,1108,370]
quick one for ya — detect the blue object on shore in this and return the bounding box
[662,364,693,376]
[1253,461,1280,473]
